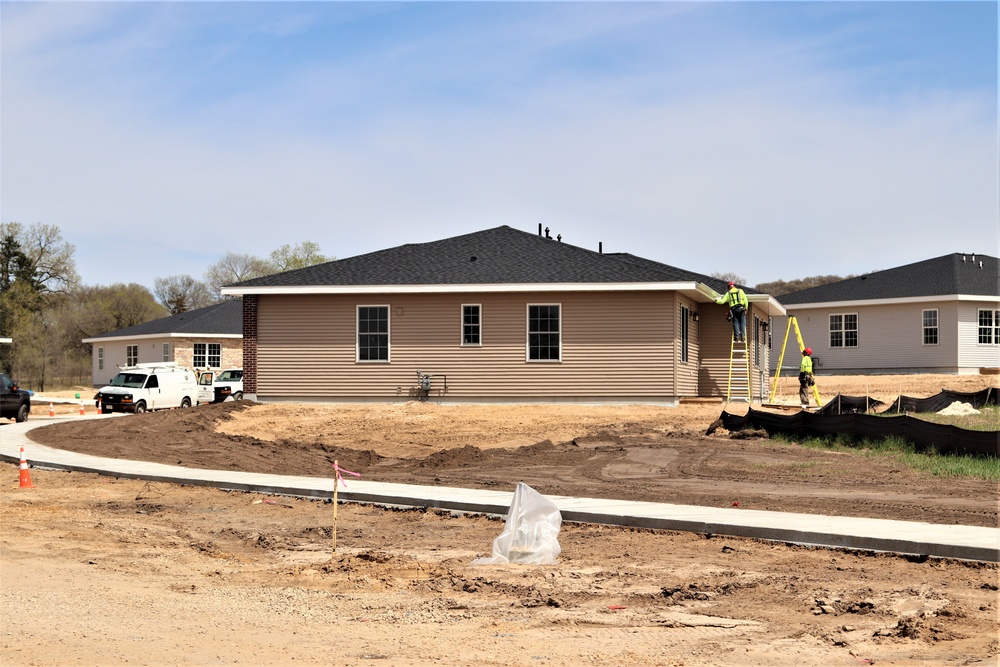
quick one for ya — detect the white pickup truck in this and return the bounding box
[197,368,244,404]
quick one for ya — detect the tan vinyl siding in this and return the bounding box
[256,292,687,401]
[675,297,700,396]
[698,304,765,399]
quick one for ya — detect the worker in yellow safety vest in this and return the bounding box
[715,281,749,342]
[799,347,815,409]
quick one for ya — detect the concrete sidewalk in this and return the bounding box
[3,417,998,562]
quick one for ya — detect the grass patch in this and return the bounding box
[908,405,1000,432]
[772,433,1000,481]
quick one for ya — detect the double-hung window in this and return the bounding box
[922,310,938,346]
[527,304,560,361]
[126,345,138,366]
[979,309,1000,345]
[98,346,105,371]
[193,342,222,368]
[162,342,171,362]
[358,306,390,362]
[830,313,858,348]
[462,305,481,346]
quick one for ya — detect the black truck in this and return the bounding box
[0,373,31,422]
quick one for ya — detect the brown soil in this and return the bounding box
[3,374,998,666]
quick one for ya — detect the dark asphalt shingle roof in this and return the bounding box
[230,225,748,294]
[779,253,999,304]
[88,299,242,339]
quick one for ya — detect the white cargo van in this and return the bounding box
[95,363,198,414]
[196,368,244,404]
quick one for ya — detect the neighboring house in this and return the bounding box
[82,300,243,386]
[771,253,1000,375]
[222,225,785,404]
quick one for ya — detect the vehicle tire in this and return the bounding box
[134,401,147,414]
[233,392,243,401]
[15,403,29,423]
[180,397,192,409]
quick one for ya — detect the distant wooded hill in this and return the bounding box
[754,275,852,297]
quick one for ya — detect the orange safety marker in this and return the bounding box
[79,401,85,416]
[49,402,54,417]
[97,398,102,414]
[18,446,34,489]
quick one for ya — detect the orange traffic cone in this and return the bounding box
[79,401,85,416]
[49,402,54,417]
[18,446,34,489]
[97,398,102,414]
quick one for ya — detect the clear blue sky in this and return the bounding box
[2,1,996,289]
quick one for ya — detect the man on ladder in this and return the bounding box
[714,281,752,403]
[715,281,749,342]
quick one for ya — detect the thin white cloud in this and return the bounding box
[1,2,995,289]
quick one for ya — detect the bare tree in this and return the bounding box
[1,221,80,295]
[204,252,274,301]
[710,271,747,286]
[154,275,215,314]
[269,241,331,272]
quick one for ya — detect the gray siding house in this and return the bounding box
[772,253,1000,375]
[82,300,243,386]
[223,226,784,404]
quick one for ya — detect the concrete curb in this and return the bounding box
[3,417,998,562]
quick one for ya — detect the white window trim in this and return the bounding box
[921,309,939,346]
[356,305,391,363]
[162,342,171,361]
[830,312,859,348]
[126,344,138,366]
[978,308,1000,346]
[525,303,562,363]
[461,304,482,347]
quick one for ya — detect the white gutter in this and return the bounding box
[223,281,707,296]
[82,333,243,344]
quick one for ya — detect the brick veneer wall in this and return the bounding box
[243,296,257,393]
[172,338,242,371]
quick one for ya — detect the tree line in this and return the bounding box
[0,221,330,390]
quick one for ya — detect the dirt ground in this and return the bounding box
[2,374,998,666]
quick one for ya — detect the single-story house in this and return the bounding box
[222,225,785,404]
[772,253,1000,375]
[82,300,243,386]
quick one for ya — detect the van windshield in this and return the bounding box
[109,373,147,389]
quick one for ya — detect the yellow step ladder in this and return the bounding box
[768,316,822,407]
[725,336,753,404]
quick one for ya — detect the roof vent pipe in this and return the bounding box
[557,234,562,242]
[962,254,966,262]
[972,253,976,263]
[980,261,983,269]
[599,242,603,254]
[538,223,542,237]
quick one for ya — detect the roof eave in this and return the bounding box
[781,294,1000,309]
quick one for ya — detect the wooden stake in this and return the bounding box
[332,459,339,554]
